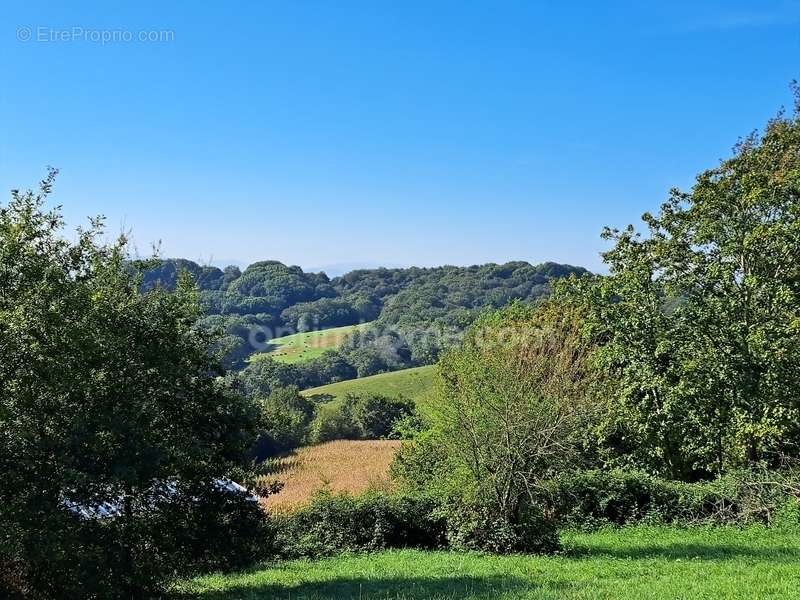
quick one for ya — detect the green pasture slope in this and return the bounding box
[251,323,372,364]
[301,365,435,404]
[178,525,800,599]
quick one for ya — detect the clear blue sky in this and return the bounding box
[2,1,798,272]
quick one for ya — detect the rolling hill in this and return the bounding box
[301,364,436,403]
[250,322,372,364]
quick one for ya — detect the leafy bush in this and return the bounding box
[772,498,800,531]
[309,394,416,443]
[153,484,275,572]
[404,301,597,552]
[540,470,712,529]
[389,412,426,440]
[256,386,315,456]
[540,468,800,529]
[5,486,271,600]
[274,489,559,557]
[441,498,559,554]
[274,492,445,558]
[349,394,414,439]
[390,429,456,493]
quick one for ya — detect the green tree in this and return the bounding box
[309,402,360,443]
[565,91,800,478]
[348,393,414,439]
[258,386,315,454]
[230,356,303,397]
[423,301,597,551]
[0,171,264,598]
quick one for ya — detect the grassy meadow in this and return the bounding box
[176,525,800,599]
[302,365,435,403]
[251,323,372,364]
[260,440,400,512]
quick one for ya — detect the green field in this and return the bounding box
[302,365,436,403]
[177,526,800,599]
[251,323,372,364]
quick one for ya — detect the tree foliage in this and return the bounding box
[410,301,597,549]
[0,172,265,598]
[256,387,315,455]
[562,95,800,478]
[143,257,587,373]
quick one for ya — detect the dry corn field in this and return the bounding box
[260,440,401,512]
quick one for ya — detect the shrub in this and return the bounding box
[542,469,693,529]
[154,484,275,572]
[4,486,272,599]
[273,487,561,558]
[772,498,800,531]
[441,498,559,554]
[399,302,597,553]
[349,394,414,439]
[274,491,445,558]
[540,468,800,529]
[309,403,359,443]
[388,412,426,440]
[390,430,457,494]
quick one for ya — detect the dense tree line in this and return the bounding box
[142,257,587,375]
[252,386,416,458]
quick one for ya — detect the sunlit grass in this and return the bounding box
[302,365,435,404]
[251,323,372,364]
[175,525,800,599]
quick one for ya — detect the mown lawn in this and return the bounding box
[175,525,800,599]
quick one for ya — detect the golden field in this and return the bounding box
[260,439,401,512]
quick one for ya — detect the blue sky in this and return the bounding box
[1,1,798,273]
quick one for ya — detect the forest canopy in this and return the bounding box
[141,257,588,375]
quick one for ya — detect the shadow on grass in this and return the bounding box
[304,393,335,403]
[180,574,551,600]
[566,541,800,561]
